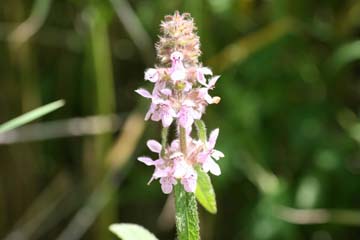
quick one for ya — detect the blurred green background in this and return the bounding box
[1,0,360,239]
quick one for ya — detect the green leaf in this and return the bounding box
[109,223,158,240]
[174,184,200,240]
[195,166,217,214]
[160,127,168,157]
[194,120,218,214]
[0,100,65,134]
[194,120,207,142]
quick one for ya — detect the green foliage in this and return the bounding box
[195,166,217,214]
[109,223,158,240]
[194,120,217,214]
[194,119,207,142]
[3,0,360,239]
[174,184,200,240]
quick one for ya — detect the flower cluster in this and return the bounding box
[136,11,224,194]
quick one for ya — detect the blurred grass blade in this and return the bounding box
[329,40,360,73]
[109,0,154,64]
[174,184,200,240]
[109,223,158,240]
[8,0,53,44]
[0,99,65,134]
[195,167,217,214]
[207,18,293,72]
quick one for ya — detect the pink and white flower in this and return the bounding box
[198,129,224,176]
[136,12,224,194]
[170,51,186,81]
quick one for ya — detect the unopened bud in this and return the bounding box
[212,96,221,104]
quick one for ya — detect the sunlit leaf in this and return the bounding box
[195,166,217,214]
[109,223,158,240]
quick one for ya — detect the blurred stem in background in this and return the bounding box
[5,0,46,231]
[86,2,116,239]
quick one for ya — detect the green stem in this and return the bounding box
[161,127,168,157]
[194,120,207,143]
[179,127,187,154]
[174,184,200,240]
[175,126,200,240]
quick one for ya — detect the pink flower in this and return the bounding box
[181,170,198,192]
[197,67,213,86]
[137,140,166,182]
[198,88,214,104]
[198,128,224,176]
[170,51,186,81]
[135,88,176,127]
[177,99,202,132]
[136,12,224,195]
[151,99,177,127]
[160,176,177,194]
[144,68,159,82]
[206,76,220,89]
[135,88,152,99]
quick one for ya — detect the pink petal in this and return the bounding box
[153,167,169,178]
[147,140,162,153]
[162,114,173,127]
[169,108,177,117]
[178,114,189,129]
[191,110,202,120]
[170,152,183,159]
[161,183,173,194]
[171,70,186,81]
[160,177,175,194]
[183,99,195,107]
[135,88,152,98]
[197,72,207,86]
[137,156,155,166]
[208,76,220,88]
[170,51,184,61]
[152,96,165,104]
[209,160,221,176]
[170,139,180,150]
[181,176,197,192]
[151,111,162,121]
[204,93,213,104]
[145,105,154,120]
[199,67,213,75]
[208,128,219,148]
[203,159,221,176]
[173,160,189,178]
[160,88,172,96]
[212,150,224,160]
[144,68,159,82]
[197,152,208,164]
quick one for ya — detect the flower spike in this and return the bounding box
[136,11,224,194]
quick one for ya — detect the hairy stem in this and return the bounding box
[194,120,207,143]
[175,126,200,240]
[179,127,187,154]
[161,127,168,157]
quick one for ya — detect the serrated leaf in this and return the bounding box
[109,223,158,240]
[195,167,217,214]
[0,99,65,134]
[174,184,200,240]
